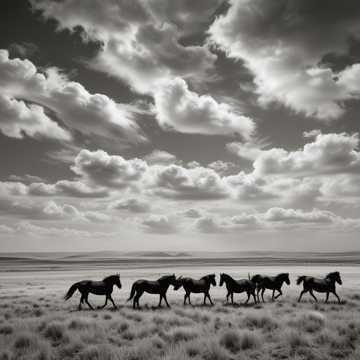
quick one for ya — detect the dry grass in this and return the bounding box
[0,289,359,360]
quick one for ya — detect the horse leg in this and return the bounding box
[203,293,207,305]
[158,294,163,307]
[261,288,265,302]
[187,293,192,306]
[183,294,187,305]
[85,294,94,310]
[332,291,341,304]
[164,294,171,308]
[271,289,275,301]
[275,289,282,299]
[298,290,306,302]
[207,293,214,306]
[309,290,318,302]
[135,291,143,309]
[132,291,137,309]
[99,296,108,309]
[226,291,230,303]
[245,292,250,304]
[78,293,84,310]
[325,292,329,303]
[109,295,117,309]
[230,292,234,305]
[252,291,257,304]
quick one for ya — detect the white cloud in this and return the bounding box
[0,49,145,144]
[142,214,178,234]
[154,77,254,139]
[144,150,177,166]
[32,0,217,95]
[110,198,150,213]
[71,149,148,189]
[209,0,360,120]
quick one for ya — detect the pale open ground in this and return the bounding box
[0,253,360,360]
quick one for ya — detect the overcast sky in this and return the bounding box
[0,0,360,252]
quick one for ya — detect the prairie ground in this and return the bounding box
[0,256,359,360]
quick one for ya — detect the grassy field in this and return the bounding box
[0,253,360,360]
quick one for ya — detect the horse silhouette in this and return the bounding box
[127,274,177,309]
[297,271,342,303]
[251,273,290,302]
[219,273,257,305]
[174,274,216,306]
[64,274,121,310]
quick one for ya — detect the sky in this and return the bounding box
[0,0,359,252]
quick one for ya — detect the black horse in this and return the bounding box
[297,271,342,303]
[127,274,177,309]
[174,274,216,306]
[64,274,122,310]
[251,273,290,302]
[219,273,257,305]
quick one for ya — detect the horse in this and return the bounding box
[297,271,342,303]
[64,274,122,310]
[219,273,257,305]
[251,273,290,302]
[174,274,216,306]
[127,274,177,309]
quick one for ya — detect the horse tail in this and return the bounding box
[64,282,79,300]
[296,276,306,285]
[127,283,136,302]
[248,273,251,280]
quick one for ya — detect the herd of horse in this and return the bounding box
[64,271,343,310]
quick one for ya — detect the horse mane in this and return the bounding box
[103,274,118,282]
[158,274,175,282]
[326,271,339,279]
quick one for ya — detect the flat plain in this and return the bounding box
[0,252,359,360]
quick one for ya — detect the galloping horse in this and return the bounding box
[297,271,342,303]
[251,273,290,302]
[219,273,257,305]
[64,274,122,310]
[127,274,177,309]
[174,274,216,306]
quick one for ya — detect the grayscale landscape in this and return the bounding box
[0,252,359,360]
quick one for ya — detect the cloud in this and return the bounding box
[32,0,217,94]
[71,149,148,189]
[152,164,230,200]
[142,214,178,234]
[0,49,145,145]
[182,208,202,218]
[144,150,177,166]
[9,42,38,58]
[207,160,240,176]
[195,207,360,233]
[110,198,150,213]
[252,132,360,176]
[209,0,360,120]
[154,77,254,139]
[0,94,71,141]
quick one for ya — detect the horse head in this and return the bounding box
[251,274,262,283]
[327,271,342,285]
[173,275,183,290]
[104,274,122,289]
[219,273,225,287]
[208,274,216,287]
[281,273,290,285]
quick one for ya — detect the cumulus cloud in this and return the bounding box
[209,0,360,120]
[110,198,150,213]
[0,49,145,144]
[32,0,217,94]
[0,94,71,140]
[144,150,177,166]
[71,149,148,189]
[142,214,178,234]
[252,132,360,176]
[195,207,360,233]
[152,164,230,200]
[154,77,254,139]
